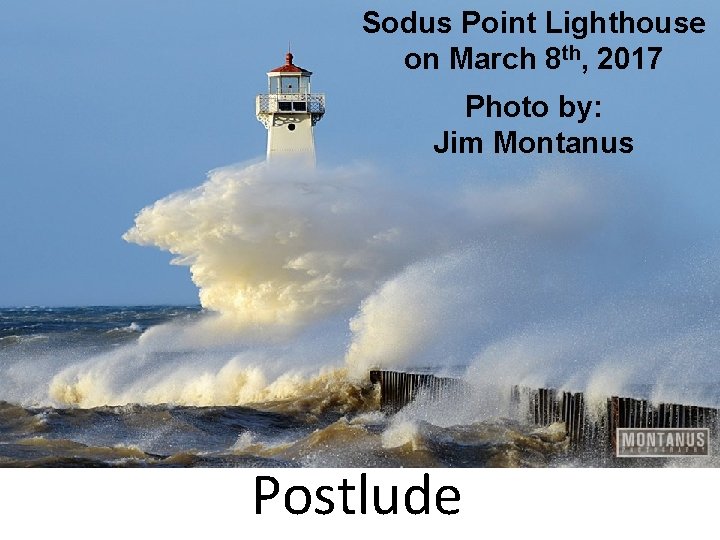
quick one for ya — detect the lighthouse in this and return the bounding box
[256,52,325,165]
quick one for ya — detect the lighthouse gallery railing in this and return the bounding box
[256,93,326,115]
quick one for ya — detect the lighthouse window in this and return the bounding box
[280,76,298,93]
[288,124,296,131]
[278,102,292,111]
[292,102,307,112]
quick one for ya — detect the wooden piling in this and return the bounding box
[369,369,720,454]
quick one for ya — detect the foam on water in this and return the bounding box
[0,159,718,464]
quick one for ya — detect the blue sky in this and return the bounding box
[0,0,718,306]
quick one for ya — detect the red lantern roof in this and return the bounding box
[269,52,311,74]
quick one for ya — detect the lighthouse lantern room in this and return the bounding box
[256,52,325,165]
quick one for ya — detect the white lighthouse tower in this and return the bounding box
[256,52,325,165]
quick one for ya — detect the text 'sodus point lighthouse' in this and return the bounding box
[256,52,325,166]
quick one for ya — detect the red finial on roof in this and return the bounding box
[269,51,311,74]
